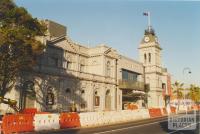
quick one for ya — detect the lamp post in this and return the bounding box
[182,67,192,114]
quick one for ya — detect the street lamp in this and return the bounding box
[182,67,192,114]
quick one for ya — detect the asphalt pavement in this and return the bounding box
[27,111,200,134]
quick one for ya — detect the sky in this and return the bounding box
[15,0,200,86]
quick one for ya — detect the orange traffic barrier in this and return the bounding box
[192,105,200,110]
[192,105,198,110]
[0,121,2,134]
[197,105,200,110]
[60,112,80,128]
[148,108,162,118]
[127,104,138,110]
[22,108,37,115]
[170,107,176,114]
[2,114,34,134]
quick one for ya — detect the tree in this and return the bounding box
[187,84,200,104]
[172,81,184,100]
[172,81,184,110]
[0,0,46,97]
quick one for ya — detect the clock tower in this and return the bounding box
[139,27,165,108]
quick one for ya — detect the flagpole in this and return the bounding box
[148,11,151,32]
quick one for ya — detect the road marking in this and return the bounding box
[92,114,200,134]
[92,119,168,134]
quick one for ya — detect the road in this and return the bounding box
[28,111,200,134]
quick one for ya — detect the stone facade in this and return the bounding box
[139,28,171,108]
[0,20,170,114]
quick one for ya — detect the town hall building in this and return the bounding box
[0,20,171,114]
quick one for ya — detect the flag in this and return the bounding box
[143,12,149,16]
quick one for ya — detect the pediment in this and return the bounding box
[54,39,77,53]
[104,49,119,59]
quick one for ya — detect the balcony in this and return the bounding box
[118,79,145,91]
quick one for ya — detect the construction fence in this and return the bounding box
[0,106,198,133]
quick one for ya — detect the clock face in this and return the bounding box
[144,36,150,42]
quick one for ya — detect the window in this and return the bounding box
[81,90,85,94]
[144,53,147,64]
[95,96,100,106]
[80,103,86,109]
[67,61,72,69]
[149,53,151,63]
[94,91,100,106]
[80,64,84,72]
[122,70,128,80]
[66,56,72,70]
[46,87,54,105]
[106,61,111,77]
[106,90,110,95]
[162,83,166,89]
[122,69,138,81]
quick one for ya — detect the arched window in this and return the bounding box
[80,89,86,109]
[66,56,72,70]
[94,90,100,106]
[106,61,111,77]
[106,90,110,96]
[144,53,147,64]
[149,53,151,63]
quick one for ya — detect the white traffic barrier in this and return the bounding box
[34,113,60,131]
[92,112,102,126]
[138,109,150,119]
[79,112,101,127]
[79,109,152,127]
[79,112,91,126]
